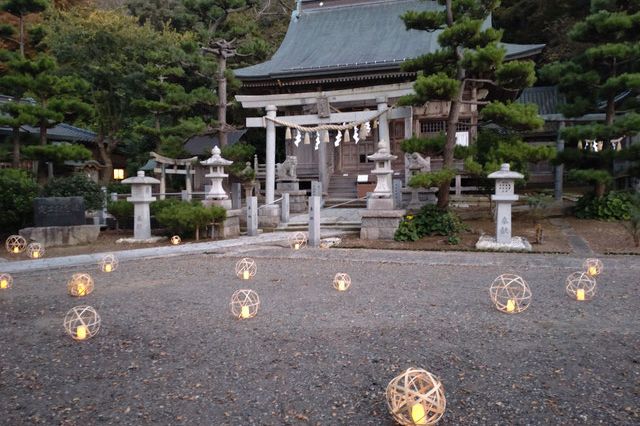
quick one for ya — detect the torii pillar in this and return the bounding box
[260,104,280,227]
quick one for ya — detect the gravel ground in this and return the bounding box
[1,248,639,425]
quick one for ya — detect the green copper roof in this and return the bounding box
[235,0,544,80]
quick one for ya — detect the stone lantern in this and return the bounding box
[201,146,233,209]
[122,171,160,241]
[366,141,397,210]
[476,163,531,251]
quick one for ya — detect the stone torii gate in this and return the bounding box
[150,152,198,200]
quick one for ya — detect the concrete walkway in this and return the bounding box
[286,207,363,226]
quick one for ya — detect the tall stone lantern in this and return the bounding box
[476,163,531,251]
[122,171,160,241]
[367,141,396,210]
[201,146,233,209]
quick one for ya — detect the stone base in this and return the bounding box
[277,179,299,192]
[282,190,307,213]
[360,209,406,240]
[475,235,532,252]
[116,236,166,244]
[367,197,395,210]
[215,209,240,238]
[20,225,101,247]
[202,198,232,209]
[258,204,281,228]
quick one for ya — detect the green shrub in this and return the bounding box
[107,200,134,227]
[105,182,131,194]
[0,169,39,235]
[574,191,634,220]
[155,201,226,238]
[42,174,104,210]
[394,204,468,243]
[150,198,182,216]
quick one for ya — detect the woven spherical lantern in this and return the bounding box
[67,273,94,297]
[333,273,351,291]
[489,274,532,314]
[566,271,597,301]
[583,258,603,277]
[0,273,13,290]
[63,305,101,341]
[99,254,118,273]
[235,258,257,280]
[230,289,260,319]
[26,242,44,259]
[288,232,307,250]
[170,235,181,245]
[386,367,446,425]
[5,235,27,254]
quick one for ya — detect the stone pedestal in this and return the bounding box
[214,209,241,238]
[277,179,299,192]
[360,210,406,240]
[277,190,307,213]
[122,171,160,241]
[258,204,280,228]
[20,225,100,247]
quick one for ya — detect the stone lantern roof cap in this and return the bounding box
[122,170,161,185]
[487,163,524,180]
[367,141,397,161]
[201,145,233,167]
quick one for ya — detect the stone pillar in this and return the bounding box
[281,193,290,223]
[159,164,166,200]
[393,178,403,209]
[265,105,277,205]
[377,97,390,152]
[122,171,160,241]
[185,164,192,201]
[318,129,327,192]
[201,146,233,209]
[555,121,565,201]
[231,183,242,209]
[308,195,320,248]
[247,196,258,236]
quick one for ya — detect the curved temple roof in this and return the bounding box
[235,0,544,81]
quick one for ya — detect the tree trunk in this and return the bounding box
[39,118,47,145]
[595,181,606,198]
[11,126,21,168]
[96,136,113,184]
[217,54,228,147]
[605,96,615,126]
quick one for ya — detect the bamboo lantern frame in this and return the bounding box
[170,235,182,245]
[26,242,45,259]
[0,273,13,290]
[63,305,101,340]
[230,289,260,319]
[5,235,27,254]
[583,258,603,277]
[566,271,596,301]
[235,258,257,280]
[99,254,118,273]
[288,232,307,250]
[67,273,95,297]
[386,367,446,425]
[333,273,351,291]
[489,274,531,314]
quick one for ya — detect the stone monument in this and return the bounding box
[200,146,240,238]
[404,152,437,209]
[476,163,532,251]
[121,171,162,242]
[360,141,406,240]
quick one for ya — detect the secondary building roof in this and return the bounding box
[0,122,96,143]
[235,0,544,81]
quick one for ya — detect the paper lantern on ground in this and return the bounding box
[63,305,101,340]
[230,289,260,319]
[288,232,307,250]
[26,242,44,259]
[583,258,603,277]
[170,235,182,245]
[99,254,118,273]
[235,258,257,280]
[0,273,13,290]
[5,235,27,254]
[386,367,446,425]
[489,274,531,314]
[333,273,351,291]
[566,271,596,301]
[67,273,94,297]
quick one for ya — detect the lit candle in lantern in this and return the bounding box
[294,243,300,250]
[77,283,86,296]
[0,279,8,289]
[104,264,112,273]
[242,270,250,280]
[240,305,251,319]
[506,299,516,313]
[12,247,19,254]
[337,279,346,291]
[576,288,585,301]
[32,251,40,259]
[76,325,88,340]
[587,266,597,276]
[411,403,427,425]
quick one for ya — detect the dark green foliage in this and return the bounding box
[155,201,226,237]
[42,174,104,210]
[624,194,640,247]
[105,182,131,194]
[401,134,447,156]
[150,198,182,216]
[221,142,256,181]
[0,168,39,235]
[394,205,468,243]
[574,191,634,220]
[22,144,92,164]
[480,102,544,130]
[106,200,134,225]
[408,168,457,189]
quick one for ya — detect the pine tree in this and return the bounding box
[401,0,542,208]
[541,0,640,197]
[0,0,49,57]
